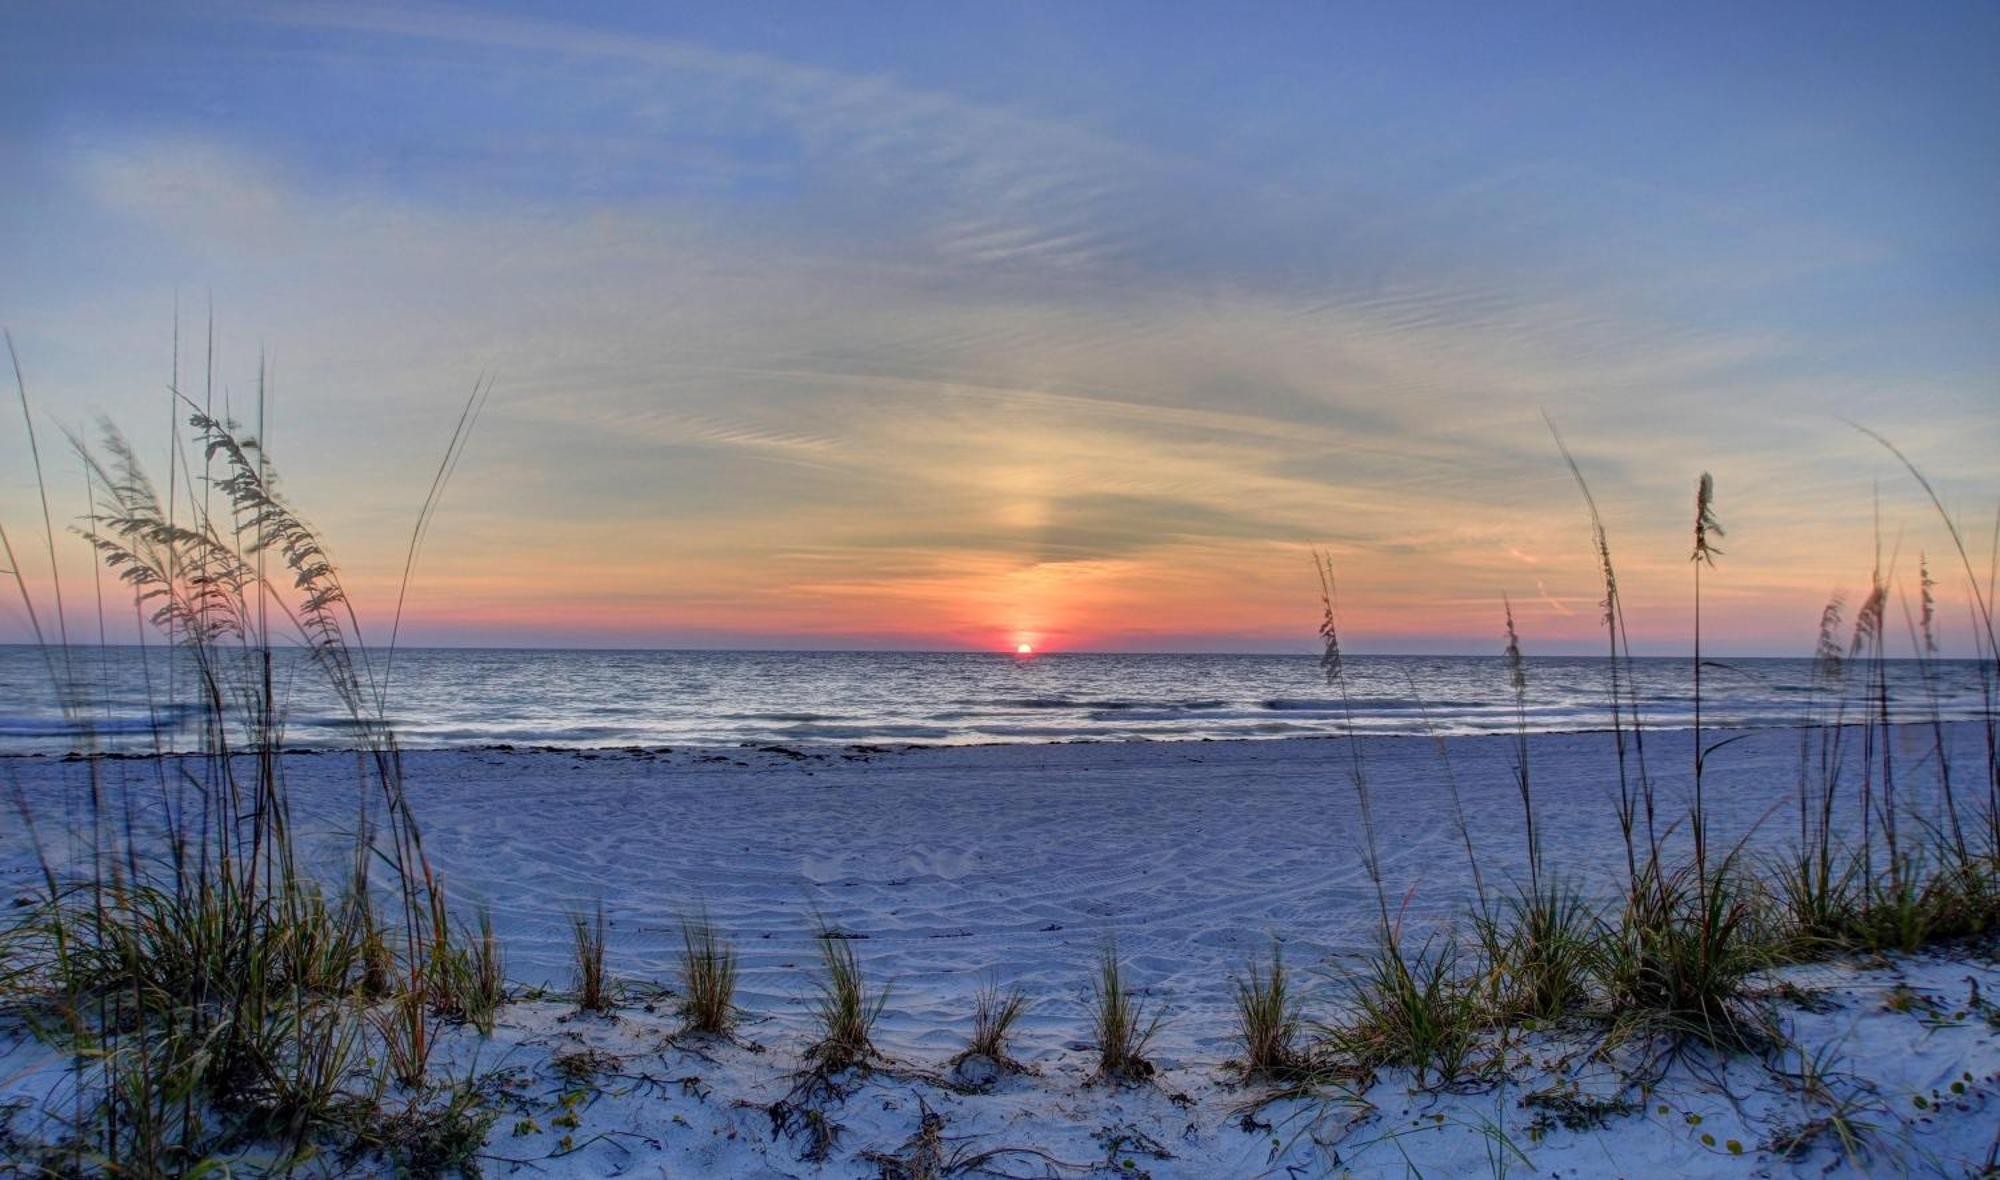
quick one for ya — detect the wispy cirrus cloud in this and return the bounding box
[249,1,1159,277]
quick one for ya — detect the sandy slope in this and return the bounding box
[3,724,1996,1176]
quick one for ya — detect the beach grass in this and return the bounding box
[805,932,886,1073]
[1232,940,1302,1078]
[1601,857,1772,1051]
[1475,878,1598,1023]
[679,913,739,1035]
[1289,436,2000,1094]
[471,907,507,1032]
[0,352,486,1172]
[1088,941,1161,1083]
[966,977,1028,1061]
[1326,931,1482,1085]
[570,903,611,1014]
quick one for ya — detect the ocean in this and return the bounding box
[0,646,1989,753]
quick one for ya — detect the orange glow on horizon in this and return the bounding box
[221,501,1994,659]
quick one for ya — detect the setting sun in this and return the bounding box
[1015,643,1034,655]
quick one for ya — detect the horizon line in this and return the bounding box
[0,640,1966,662]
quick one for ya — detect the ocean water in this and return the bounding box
[0,645,1990,753]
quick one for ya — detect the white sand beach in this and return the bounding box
[6,724,1996,1176]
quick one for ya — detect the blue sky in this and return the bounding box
[1,2,1995,653]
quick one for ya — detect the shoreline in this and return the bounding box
[1,713,1981,762]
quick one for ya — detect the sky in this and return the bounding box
[1,1,1995,655]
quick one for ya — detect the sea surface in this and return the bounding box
[0,646,1991,753]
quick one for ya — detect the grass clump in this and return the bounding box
[1327,932,1480,1086]
[1771,844,1864,958]
[1232,940,1303,1078]
[1089,942,1161,1083]
[0,340,494,1174]
[570,904,611,1014]
[372,991,438,1090]
[678,914,738,1035]
[966,978,1027,1061]
[469,908,506,1031]
[421,906,505,1036]
[1602,859,1771,1050]
[805,933,886,1073]
[1476,879,1599,1023]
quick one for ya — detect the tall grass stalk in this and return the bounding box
[1547,415,1656,886]
[1478,603,1598,1023]
[1690,472,1724,881]
[1783,595,1851,949]
[1319,552,1485,1082]
[1586,475,1769,1049]
[1317,551,1392,936]
[1909,558,1969,863]
[1850,423,2000,929]
[1502,600,1539,890]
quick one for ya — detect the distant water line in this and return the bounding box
[0,646,1989,753]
